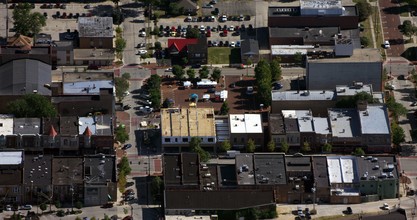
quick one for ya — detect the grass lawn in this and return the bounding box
[208,47,241,64]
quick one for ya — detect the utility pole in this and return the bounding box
[6,0,9,39]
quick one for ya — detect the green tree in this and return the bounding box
[151,176,163,202]
[392,122,405,146]
[76,217,82,220]
[189,137,210,162]
[211,67,222,82]
[401,20,417,40]
[111,0,120,7]
[199,66,210,79]
[254,60,272,107]
[322,143,332,153]
[336,91,379,108]
[269,59,282,81]
[220,140,231,152]
[267,140,276,152]
[119,156,132,176]
[360,36,370,47]
[187,69,196,80]
[55,200,62,208]
[246,139,256,153]
[7,94,57,118]
[356,0,372,22]
[115,26,123,35]
[115,76,129,102]
[39,203,47,213]
[162,98,174,108]
[154,41,162,50]
[104,214,111,220]
[146,75,162,109]
[168,2,184,16]
[75,201,83,210]
[301,141,311,153]
[118,172,127,193]
[172,65,185,80]
[186,28,201,38]
[386,96,407,119]
[281,140,289,153]
[115,37,127,59]
[220,101,229,115]
[293,52,303,67]
[353,147,365,156]
[115,125,129,143]
[13,3,46,36]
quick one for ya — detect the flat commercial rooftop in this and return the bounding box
[78,17,113,38]
[308,48,382,63]
[161,108,216,137]
[282,110,314,132]
[229,114,263,134]
[236,153,255,185]
[272,90,335,101]
[0,151,23,165]
[336,84,373,97]
[328,108,360,138]
[313,117,331,135]
[0,115,13,135]
[254,153,287,185]
[359,105,390,135]
[269,27,339,44]
[327,156,357,184]
[63,80,113,95]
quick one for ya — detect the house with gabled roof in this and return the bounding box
[167,37,208,65]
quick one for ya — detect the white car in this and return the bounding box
[229,41,236,47]
[220,15,227,22]
[246,86,254,95]
[137,50,148,55]
[212,41,218,47]
[139,106,153,114]
[202,4,213,8]
[200,25,206,32]
[384,40,390,48]
[228,25,234,31]
[139,31,146,37]
[382,203,389,210]
[165,67,173,72]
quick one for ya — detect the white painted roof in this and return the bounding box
[0,115,14,135]
[282,110,313,132]
[359,105,390,134]
[312,117,330,135]
[229,114,262,134]
[272,90,335,101]
[0,151,23,165]
[327,156,357,184]
[63,80,113,95]
[328,109,359,138]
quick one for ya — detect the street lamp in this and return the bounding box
[69,186,74,212]
[311,182,316,211]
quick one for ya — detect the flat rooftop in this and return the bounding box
[272,90,335,101]
[269,27,339,44]
[0,115,14,135]
[285,156,311,172]
[336,84,373,96]
[308,48,382,63]
[312,156,329,187]
[78,17,113,38]
[328,108,360,138]
[300,0,342,9]
[161,108,216,137]
[0,151,23,165]
[181,153,199,185]
[282,110,313,132]
[254,153,287,185]
[164,154,181,185]
[25,155,52,185]
[359,105,390,135]
[73,49,115,61]
[13,118,41,135]
[357,156,398,180]
[327,156,358,184]
[313,117,331,135]
[63,80,113,95]
[236,153,255,185]
[269,114,285,135]
[229,114,263,134]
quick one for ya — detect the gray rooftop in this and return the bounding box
[312,156,329,187]
[73,49,115,61]
[236,153,255,185]
[24,155,52,186]
[284,118,299,133]
[254,153,287,185]
[272,90,335,101]
[285,156,311,172]
[356,156,398,181]
[269,114,285,135]
[300,0,342,9]
[336,84,373,97]
[359,105,390,135]
[312,117,331,135]
[60,116,79,135]
[13,118,41,135]
[79,115,113,136]
[328,108,360,138]
[241,39,259,56]
[84,155,116,184]
[269,27,339,44]
[78,17,113,38]
[52,157,83,185]
[282,110,314,132]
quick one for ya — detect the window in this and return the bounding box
[208,138,214,142]
[175,138,178,142]
[164,138,171,143]
[182,138,189,142]
[0,123,3,127]
[13,187,19,193]
[234,138,237,143]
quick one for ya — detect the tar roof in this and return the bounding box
[78,17,113,38]
[218,164,237,186]
[357,155,398,180]
[236,153,255,185]
[313,117,331,135]
[60,116,79,135]
[63,72,113,82]
[328,108,360,138]
[269,27,339,44]
[282,110,313,132]
[229,114,263,134]
[269,114,285,134]
[272,90,335,101]
[161,108,216,137]
[254,153,287,185]
[241,39,259,56]
[25,155,52,185]
[284,118,299,132]
[285,156,311,172]
[0,151,23,165]
[181,153,199,185]
[42,117,59,135]
[308,48,382,63]
[0,114,14,135]
[164,154,181,185]
[312,156,329,187]
[84,155,115,184]
[300,0,342,9]
[52,157,83,185]
[13,118,41,135]
[327,156,358,184]
[359,105,390,135]
[335,84,373,96]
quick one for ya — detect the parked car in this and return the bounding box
[5,205,11,211]
[384,40,390,49]
[125,182,135,187]
[139,31,146,37]
[229,41,236,47]
[124,195,135,201]
[346,207,353,214]
[411,101,417,106]
[297,207,305,218]
[122,144,132,150]
[202,4,213,8]
[124,189,134,196]
[165,67,173,72]
[137,50,148,55]
[20,205,32,210]
[212,41,218,47]
[246,86,254,95]
[123,105,131,110]
[84,4,91,9]
[382,203,389,210]
[136,43,146,48]
[101,203,114,208]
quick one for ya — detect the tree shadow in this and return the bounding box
[382,5,410,15]
[402,47,417,62]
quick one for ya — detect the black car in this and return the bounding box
[207,40,212,47]
[122,144,132,150]
[124,195,135,201]
[346,207,352,214]
[125,182,135,187]
[398,75,406,80]
[136,43,146,48]
[241,24,246,31]
[224,41,229,47]
[123,105,131,110]
[219,41,224,46]
[232,31,240,36]
[207,88,216,93]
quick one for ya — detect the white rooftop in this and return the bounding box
[0,151,23,165]
[335,84,373,97]
[328,109,359,138]
[272,90,335,101]
[300,0,342,9]
[282,110,313,132]
[63,80,113,95]
[229,114,263,134]
[313,117,331,135]
[0,115,14,135]
[327,156,357,184]
[359,105,390,134]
